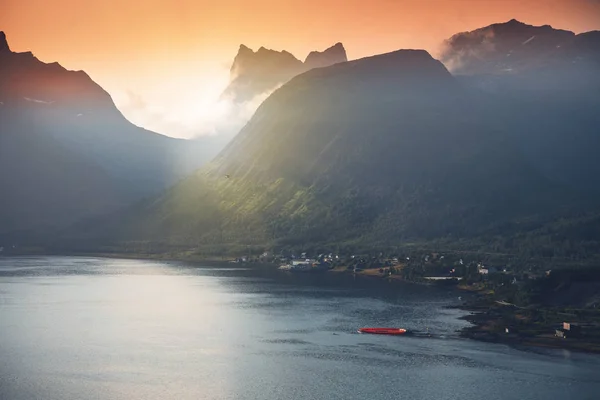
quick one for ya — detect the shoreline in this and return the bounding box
[3,250,600,355]
[451,296,600,355]
[0,249,239,265]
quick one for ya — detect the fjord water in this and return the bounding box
[1,257,598,400]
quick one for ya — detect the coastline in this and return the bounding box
[3,250,600,354]
[0,248,238,265]
[453,293,600,354]
[297,266,600,354]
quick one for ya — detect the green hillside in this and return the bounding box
[70,49,599,258]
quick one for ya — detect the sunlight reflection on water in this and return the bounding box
[0,256,599,400]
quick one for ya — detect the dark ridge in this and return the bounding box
[0,31,10,53]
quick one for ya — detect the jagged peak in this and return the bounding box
[237,44,253,54]
[0,31,10,53]
[255,46,296,58]
[235,44,299,59]
[305,42,346,56]
[304,42,348,68]
[228,44,303,82]
[319,42,345,53]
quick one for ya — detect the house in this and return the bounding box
[478,265,498,275]
[555,322,581,339]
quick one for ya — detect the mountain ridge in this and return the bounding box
[80,47,597,256]
[0,31,10,53]
[222,42,348,103]
[304,42,347,69]
[440,19,576,74]
[6,22,600,260]
[0,32,210,239]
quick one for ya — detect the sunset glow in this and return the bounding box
[3,0,600,138]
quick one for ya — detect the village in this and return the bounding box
[232,249,546,284]
[231,249,600,352]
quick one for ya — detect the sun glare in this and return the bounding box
[114,71,234,139]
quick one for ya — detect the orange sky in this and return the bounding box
[2,0,600,138]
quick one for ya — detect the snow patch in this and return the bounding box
[23,97,55,105]
[522,36,536,45]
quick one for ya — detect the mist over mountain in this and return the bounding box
[5,20,600,259]
[0,32,211,239]
[441,20,600,195]
[221,42,347,103]
[440,19,576,74]
[81,45,598,256]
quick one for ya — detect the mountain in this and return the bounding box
[440,21,600,196]
[0,31,9,53]
[221,43,347,103]
[440,19,576,75]
[440,20,600,94]
[304,42,347,69]
[81,48,597,255]
[0,32,210,240]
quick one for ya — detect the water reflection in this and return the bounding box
[0,256,599,400]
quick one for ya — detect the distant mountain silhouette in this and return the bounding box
[0,32,210,240]
[304,42,347,69]
[11,22,600,259]
[85,48,596,254]
[440,19,576,74]
[221,43,347,103]
[441,20,600,195]
[0,31,10,53]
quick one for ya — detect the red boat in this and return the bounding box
[358,327,407,335]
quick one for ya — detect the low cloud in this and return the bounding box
[437,28,496,73]
[116,88,276,140]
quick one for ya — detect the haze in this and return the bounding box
[3,0,600,138]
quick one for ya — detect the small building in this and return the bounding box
[563,322,581,336]
[555,322,581,339]
[505,326,519,334]
[478,265,498,275]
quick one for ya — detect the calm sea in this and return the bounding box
[1,256,598,400]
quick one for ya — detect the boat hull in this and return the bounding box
[358,328,407,335]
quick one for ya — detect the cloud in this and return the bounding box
[437,27,496,73]
[116,87,276,140]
